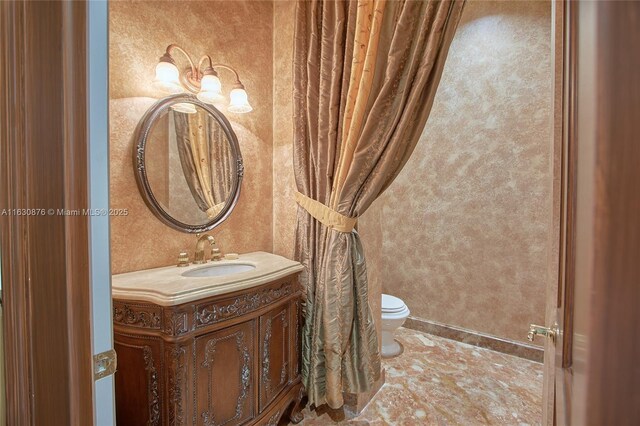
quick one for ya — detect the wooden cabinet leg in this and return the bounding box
[289,384,305,424]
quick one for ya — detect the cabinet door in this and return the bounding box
[114,337,163,426]
[259,304,291,411]
[194,322,254,426]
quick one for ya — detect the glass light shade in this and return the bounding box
[171,103,197,114]
[196,74,225,104]
[152,61,183,94]
[227,88,253,113]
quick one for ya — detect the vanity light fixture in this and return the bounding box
[152,44,253,113]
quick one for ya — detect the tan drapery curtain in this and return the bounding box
[293,0,465,409]
[208,120,233,207]
[174,110,231,218]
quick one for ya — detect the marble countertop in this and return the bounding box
[111,251,303,306]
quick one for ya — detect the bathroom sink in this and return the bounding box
[181,263,256,278]
[113,252,304,305]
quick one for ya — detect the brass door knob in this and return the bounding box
[527,323,558,343]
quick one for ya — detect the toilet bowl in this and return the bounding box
[381,294,410,358]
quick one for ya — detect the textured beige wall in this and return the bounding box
[109,1,274,273]
[272,0,297,260]
[359,0,553,344]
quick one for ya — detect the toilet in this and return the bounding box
[381,294,410,358]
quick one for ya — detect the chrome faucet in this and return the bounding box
[193,234,222,264]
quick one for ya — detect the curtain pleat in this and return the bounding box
[174,111,210,212]
[208,117,232,205]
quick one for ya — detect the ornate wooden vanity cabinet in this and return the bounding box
[113,273,304,426]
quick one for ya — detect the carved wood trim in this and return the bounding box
[289,384,305,424]
[254,380,304,426]
[164,310,190,336]
[143,346,161,426]
[262,317,273,394]
[113,303,162,330]
[265,409,281,426]
[168,346,187,425]
[280,309,289,387]
[195,282,294,328]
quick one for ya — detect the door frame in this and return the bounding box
[541,1,569,423]
[551,1,640,424]
[1,1,95,423]
[574,0,640,423]
[554,0,578,423]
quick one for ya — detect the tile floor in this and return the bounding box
[295,327,543,425]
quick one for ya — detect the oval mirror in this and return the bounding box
[133,94,243,233]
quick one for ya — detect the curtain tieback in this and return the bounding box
[294,191,357,232]
[205,202,225,219]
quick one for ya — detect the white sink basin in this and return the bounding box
[181,263,256,278]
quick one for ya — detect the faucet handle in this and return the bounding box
[177,251,190,267]
[211,247,223,261]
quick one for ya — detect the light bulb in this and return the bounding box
[196,74,225,104]
[171,103,197,114]
[152,61,183,94]
[227,87,253,113]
